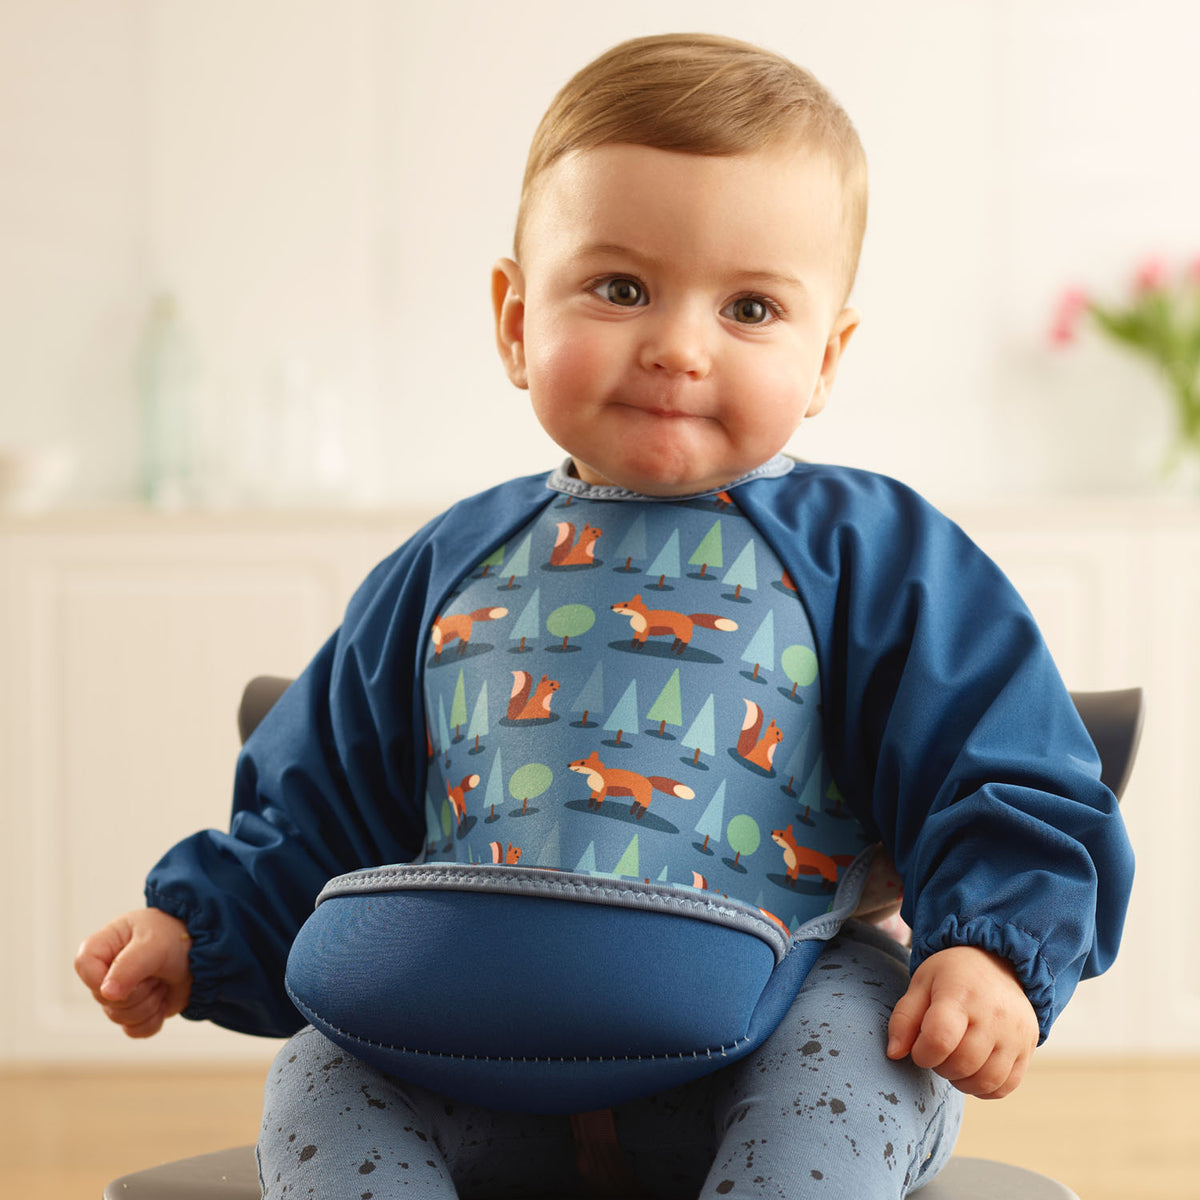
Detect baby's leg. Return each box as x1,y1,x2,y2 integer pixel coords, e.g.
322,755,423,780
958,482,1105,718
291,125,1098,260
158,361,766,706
701,922,964,1199
257,1026,580,1198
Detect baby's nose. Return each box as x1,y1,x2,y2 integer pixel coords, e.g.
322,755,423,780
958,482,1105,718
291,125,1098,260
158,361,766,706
638,311,713,378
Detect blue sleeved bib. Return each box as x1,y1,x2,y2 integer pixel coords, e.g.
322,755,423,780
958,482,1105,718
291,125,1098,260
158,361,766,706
154,458,1132,1101
286,465,880,1111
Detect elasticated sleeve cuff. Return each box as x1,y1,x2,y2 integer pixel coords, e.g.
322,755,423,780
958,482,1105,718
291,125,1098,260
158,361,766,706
911,914,1058,1044
144,884,233,1025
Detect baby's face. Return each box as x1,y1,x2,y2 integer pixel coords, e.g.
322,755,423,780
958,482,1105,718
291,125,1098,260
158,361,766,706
493,141,859,496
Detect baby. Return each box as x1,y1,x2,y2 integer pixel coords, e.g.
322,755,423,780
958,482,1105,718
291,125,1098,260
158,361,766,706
76,33,1134,1199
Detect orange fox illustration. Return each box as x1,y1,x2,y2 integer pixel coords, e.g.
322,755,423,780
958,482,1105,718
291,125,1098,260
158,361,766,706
568,750,695,819
446,774,480,827
737,700,783,770
507,671,559,720
610,594,738,654
489,840,522,864
551,521,602,566
770,824,839,885
431,606,508,658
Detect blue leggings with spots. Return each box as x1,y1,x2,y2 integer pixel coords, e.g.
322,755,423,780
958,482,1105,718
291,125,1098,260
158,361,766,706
257,922,964,1198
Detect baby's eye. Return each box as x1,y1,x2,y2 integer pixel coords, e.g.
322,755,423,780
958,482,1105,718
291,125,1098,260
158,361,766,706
593,277,647,307
722,295,779,326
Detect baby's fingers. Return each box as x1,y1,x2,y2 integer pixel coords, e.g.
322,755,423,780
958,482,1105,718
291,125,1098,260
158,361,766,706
953,1045,1028,1100
908,995,970,1071
887,974,932,1062
102,979,167,1031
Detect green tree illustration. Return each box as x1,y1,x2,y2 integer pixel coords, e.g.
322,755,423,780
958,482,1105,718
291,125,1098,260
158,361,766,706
604,679,640,746
646,530,681,589
646,668,683,737
571,662,605,727
546,603,596,650
483,749,505,822
467,681,490,753
681,694,716,766
509,588,541,653
781,643,819,697
694,780,726,852
613,514,648,572
501,533,533,590
688,521,724,577
741,611,776,681
726,814,761,868
450,671,468,741
612,835,640,878
827,779,846,816
575,842,598,873
509,762,552,815
722,540,758,600
478,544,504,578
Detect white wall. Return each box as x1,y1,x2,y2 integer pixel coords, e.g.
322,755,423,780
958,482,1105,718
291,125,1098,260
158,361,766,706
2,0,1199,511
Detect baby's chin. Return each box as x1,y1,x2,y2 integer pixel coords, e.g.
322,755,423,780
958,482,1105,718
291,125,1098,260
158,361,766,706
570,454,752,498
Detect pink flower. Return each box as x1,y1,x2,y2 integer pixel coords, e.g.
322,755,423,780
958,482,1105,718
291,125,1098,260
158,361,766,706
1188,255,1200,285
1133,256,1170,293
1050,287,1089,346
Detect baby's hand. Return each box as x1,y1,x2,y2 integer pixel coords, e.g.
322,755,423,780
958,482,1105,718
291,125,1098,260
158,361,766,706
886,945,1038,1099
74,908,193,1038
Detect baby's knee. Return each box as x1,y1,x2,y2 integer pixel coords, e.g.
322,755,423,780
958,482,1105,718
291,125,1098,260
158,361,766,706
261,1025,401,1121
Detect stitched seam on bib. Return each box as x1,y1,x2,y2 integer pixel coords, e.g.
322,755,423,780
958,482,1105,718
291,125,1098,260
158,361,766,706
285,980,750,1064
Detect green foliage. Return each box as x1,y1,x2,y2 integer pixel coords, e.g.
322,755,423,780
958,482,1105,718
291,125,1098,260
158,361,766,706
726,813,761,857
1071,263,1200,466
646,669,684,728
509,762,553,801
546,603,596,643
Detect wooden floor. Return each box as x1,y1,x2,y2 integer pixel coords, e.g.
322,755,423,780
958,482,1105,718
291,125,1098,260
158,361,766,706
2,1056,1197,1198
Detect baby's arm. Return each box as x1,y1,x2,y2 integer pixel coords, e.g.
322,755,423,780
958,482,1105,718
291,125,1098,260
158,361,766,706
886,945,1039,1099
74,908,193,1038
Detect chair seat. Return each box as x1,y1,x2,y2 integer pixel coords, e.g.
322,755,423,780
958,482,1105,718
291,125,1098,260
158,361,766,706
104,1145,1079,1199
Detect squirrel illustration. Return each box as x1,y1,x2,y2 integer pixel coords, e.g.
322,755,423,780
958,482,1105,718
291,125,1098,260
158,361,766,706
770,824,839,885
446,773,480,827
431,606,508,658
489,840,522,865
610,594,739,654
507,671,559,721
568,749,695,819
736,700,783,771
550,521,603,567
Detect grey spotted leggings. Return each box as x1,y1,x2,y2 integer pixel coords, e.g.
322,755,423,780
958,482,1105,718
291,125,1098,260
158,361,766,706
257,922,964,1198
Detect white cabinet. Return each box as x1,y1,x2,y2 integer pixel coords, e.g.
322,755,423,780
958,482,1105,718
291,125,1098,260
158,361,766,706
952,500,1195,1054
1,501,1195,1061
0,510,423,1064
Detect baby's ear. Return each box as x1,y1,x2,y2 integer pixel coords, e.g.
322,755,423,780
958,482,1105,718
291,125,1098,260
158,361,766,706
492,258,528,389
807,306,860,418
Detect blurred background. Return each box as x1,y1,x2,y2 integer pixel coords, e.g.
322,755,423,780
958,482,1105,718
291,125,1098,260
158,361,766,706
3,0,1199,512
1,2,1198,1195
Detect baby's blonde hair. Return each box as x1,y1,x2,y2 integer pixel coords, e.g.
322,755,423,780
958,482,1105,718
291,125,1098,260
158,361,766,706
515,33,869,297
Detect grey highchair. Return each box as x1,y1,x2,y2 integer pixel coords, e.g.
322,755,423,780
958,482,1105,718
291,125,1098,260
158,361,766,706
102,681,1144,1200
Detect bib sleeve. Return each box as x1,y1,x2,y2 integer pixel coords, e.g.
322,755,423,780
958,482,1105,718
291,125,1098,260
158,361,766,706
739,466,1135,1041
144,523,444,1036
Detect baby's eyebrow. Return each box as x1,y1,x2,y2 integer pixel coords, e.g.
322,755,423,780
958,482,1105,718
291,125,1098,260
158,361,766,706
574,241,652,265
730,268,806,293
575,243,806,293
